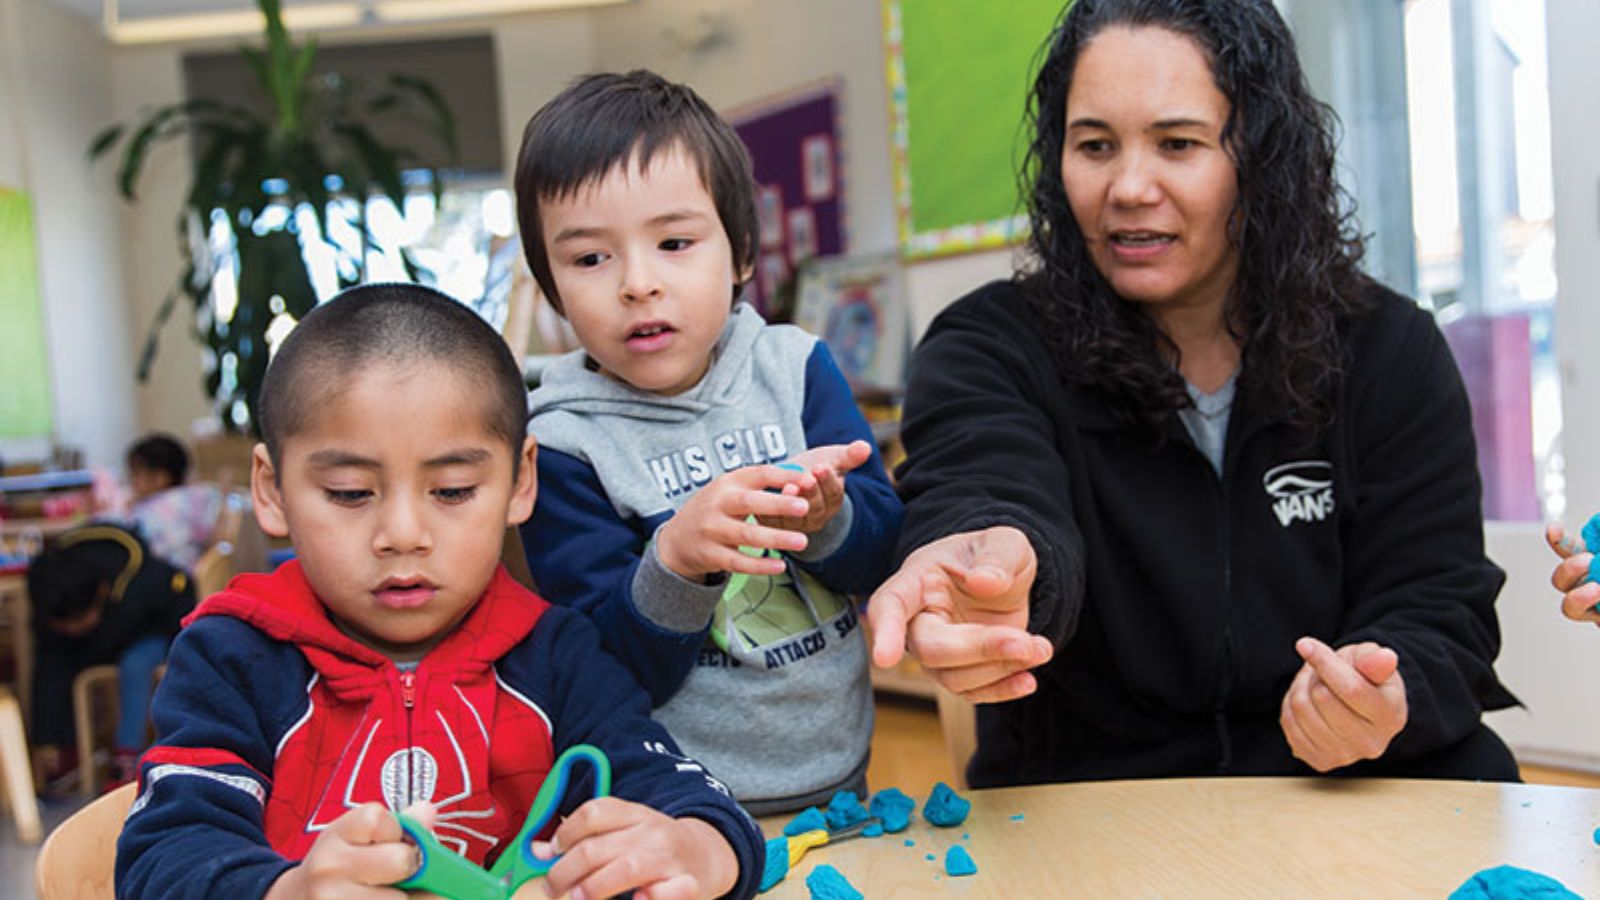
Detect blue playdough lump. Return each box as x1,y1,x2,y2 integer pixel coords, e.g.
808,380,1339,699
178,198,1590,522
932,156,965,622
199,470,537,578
863,821,884,837
869,787,916,833
758,837,789,893
784,807,827,836
945,845,978,877
1451,865,1581,899
923,781,972,827
825,790,870,830
805,864,863,900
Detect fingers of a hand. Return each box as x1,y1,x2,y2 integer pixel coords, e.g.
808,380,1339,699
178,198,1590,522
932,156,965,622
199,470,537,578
549,798,649,856
1552,554,1594,592
635,873,700,900
905,614,1051,671
1294,637,1380,716
726,490,811,523
399,800,437,832
1307,682,1385,761
1347,644,1399,686
866,580,920,667
1561,583,1600,622
947,668,1039,703
330,803,403,844
929,657,1040,698
302,840,419,889
1548,523,1583,558
1279,697,1332,772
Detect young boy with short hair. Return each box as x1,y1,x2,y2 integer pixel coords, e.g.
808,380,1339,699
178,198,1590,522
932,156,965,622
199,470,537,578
514,71,903,815
117,284,763,900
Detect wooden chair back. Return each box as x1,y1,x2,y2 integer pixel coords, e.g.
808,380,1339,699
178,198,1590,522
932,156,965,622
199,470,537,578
34,782,135,900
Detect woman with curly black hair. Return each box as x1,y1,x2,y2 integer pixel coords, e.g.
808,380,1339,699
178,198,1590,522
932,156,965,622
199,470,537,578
867,0,1519,786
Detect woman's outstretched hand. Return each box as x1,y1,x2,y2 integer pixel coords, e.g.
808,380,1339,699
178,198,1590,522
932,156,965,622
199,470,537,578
867,526,1052,703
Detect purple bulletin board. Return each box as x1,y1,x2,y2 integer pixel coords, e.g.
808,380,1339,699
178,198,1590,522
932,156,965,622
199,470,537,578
726,82,846,319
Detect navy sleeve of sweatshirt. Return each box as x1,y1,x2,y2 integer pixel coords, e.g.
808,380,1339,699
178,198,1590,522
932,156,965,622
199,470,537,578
115,618,306,900
502,606,764,899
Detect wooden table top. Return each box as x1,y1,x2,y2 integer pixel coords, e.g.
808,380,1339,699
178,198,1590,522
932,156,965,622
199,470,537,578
756,777,1600,898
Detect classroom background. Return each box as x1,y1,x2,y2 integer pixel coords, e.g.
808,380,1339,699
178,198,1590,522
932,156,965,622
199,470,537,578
1,0,1598,893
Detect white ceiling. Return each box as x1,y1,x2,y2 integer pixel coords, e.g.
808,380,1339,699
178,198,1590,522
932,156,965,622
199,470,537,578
45,0,345,20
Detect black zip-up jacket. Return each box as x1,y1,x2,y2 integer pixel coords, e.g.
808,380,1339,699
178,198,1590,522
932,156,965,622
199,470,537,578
895,279,1518,786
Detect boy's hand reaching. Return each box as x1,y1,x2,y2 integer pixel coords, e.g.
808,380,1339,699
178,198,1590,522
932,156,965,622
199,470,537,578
265,801,434,899
528,797,737,900
656,464,816,582
1546,522,1600,626
757,440,874,535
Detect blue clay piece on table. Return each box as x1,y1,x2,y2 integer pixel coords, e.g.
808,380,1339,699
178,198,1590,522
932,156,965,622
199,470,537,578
825,790,870,830
863,821,884,837
758,837,790,893
869,787,916,833
925,853,935,861
904,839,915,847
922,781,972,827
783,807,827,836
1450,865,1582,899
945,845,978,877
805,864,863,900
1010,813,1026,821
1593,826,1600,846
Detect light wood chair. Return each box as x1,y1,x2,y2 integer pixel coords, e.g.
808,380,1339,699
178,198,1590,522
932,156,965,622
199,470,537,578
934,686,977,790
0,684,42,843
35,781,135,900
72,664,166,798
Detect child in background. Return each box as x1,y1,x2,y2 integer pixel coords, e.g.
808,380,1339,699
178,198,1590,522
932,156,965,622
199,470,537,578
28,524,194,792
515,71,904,816
1546,521,1600,627
125,433,222,572
117,284,762,900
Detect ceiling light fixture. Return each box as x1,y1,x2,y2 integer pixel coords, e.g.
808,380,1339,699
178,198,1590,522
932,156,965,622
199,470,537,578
98,0,628,45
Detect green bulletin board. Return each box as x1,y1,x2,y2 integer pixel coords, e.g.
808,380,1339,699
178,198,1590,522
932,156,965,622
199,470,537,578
0,188,52,437
884,0,1067,258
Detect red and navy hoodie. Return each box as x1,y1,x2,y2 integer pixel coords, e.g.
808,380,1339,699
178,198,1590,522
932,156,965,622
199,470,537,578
115,561,764,899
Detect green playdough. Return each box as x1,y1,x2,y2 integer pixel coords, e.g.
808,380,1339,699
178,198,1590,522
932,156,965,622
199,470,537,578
805,864,863,900
1450,865,1581,899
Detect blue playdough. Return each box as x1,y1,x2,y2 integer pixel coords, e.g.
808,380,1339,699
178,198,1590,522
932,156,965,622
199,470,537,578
759,837,789,893
1580,512,1600,590
923,781,972,827
805,864,863,900
904,839,916,847
863,821,884,837
869,787,916,833
1451,865,1581,899
1593,826,1600,846
1010,813,1026,821
945,845,978,877
784,807,828,836
825,790,870,830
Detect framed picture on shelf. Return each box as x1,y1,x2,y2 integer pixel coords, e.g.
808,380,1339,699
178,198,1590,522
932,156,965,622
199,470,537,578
758,252,790,301
793,252,909,391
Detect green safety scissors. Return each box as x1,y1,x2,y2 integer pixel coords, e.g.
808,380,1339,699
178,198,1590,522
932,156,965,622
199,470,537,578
393,743,612,900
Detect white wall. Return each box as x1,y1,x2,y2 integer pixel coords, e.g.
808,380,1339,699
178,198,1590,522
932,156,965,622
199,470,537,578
0,0,136,470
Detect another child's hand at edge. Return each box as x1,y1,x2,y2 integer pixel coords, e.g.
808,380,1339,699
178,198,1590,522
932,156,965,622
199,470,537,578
1545,522,1600,626
656,464,815,582
264,801,435,899
529,797,738,900
757,440,874,536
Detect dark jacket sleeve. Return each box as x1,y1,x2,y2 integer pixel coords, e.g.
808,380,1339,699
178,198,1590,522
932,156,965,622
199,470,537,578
116,617,302,899
893,283,1087,646
793,342,904,595
506,608,765,899
519,449,708,704
1336,296,1514,759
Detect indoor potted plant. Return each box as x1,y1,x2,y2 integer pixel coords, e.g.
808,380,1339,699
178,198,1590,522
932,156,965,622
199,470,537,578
90,0,458,432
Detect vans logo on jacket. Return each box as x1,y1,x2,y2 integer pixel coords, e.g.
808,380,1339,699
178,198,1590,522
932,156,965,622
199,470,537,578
1263,460,1335,527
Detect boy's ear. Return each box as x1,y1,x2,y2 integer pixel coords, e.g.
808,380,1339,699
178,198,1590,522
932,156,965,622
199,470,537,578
250,443,290,539
506,435,539,526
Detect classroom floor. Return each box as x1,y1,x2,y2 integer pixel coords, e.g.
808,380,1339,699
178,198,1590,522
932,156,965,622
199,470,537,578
2,697,1595,900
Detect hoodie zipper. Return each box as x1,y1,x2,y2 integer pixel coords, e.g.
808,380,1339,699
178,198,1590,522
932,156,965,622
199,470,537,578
399,670,417,806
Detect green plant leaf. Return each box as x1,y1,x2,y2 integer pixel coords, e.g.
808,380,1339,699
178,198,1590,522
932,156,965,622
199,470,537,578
334,122,406,210
87,123,124,161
